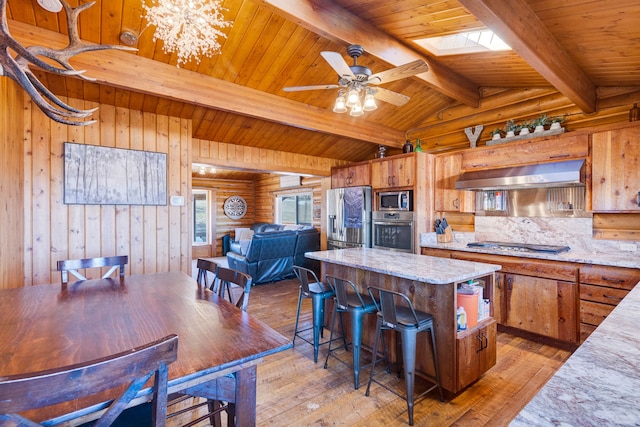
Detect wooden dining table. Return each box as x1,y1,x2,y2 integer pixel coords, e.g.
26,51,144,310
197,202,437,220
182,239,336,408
0,271,292,426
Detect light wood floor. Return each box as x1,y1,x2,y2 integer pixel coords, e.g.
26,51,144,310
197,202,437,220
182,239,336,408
249,278,573,427
183,274,573,426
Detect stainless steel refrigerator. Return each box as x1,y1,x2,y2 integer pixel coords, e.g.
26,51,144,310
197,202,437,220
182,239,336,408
327,186,372,249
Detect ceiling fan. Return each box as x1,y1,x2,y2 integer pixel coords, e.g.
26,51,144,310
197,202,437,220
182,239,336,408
283,44,429,114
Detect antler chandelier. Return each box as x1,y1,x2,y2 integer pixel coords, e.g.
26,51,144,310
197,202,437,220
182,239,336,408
142,0,232,67
0,0,135,125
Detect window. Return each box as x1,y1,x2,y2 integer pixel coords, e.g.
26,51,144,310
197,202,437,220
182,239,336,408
192,190,210,244
276,192,312,225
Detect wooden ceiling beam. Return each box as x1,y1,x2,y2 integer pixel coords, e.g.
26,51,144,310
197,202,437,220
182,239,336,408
458,0,597,113
9,20,404,148
259,0,480,107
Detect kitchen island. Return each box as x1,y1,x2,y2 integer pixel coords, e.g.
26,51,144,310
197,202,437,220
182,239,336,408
305,247,502,394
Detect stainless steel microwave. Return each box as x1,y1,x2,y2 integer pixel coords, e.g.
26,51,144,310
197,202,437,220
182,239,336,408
377,190,413,211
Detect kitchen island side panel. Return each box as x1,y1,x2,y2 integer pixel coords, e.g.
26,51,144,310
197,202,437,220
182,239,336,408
321,261,458,394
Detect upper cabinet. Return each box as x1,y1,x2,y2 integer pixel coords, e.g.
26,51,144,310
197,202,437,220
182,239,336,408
434,153,475,212
591,124,640,212
371,154,415,189
461,133,589,171
331,162,371,188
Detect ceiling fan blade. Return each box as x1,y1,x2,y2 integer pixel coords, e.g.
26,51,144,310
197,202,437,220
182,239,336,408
321,51,356,79
283,84,340,92
368,60,429,85
372,87,411,107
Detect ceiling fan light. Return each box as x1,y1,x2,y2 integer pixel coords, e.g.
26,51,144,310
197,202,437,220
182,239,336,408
346,88,360,107
333,94,347,113
349,103,364,117
363,91,377,111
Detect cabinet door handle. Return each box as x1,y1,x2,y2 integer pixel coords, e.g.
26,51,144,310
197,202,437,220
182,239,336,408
388,176,391,185
496,275,501,290
507,276,513,290
603,294,623,301
482,332,488,350
453,198,459,209
476,334,484,353
601,276,626,284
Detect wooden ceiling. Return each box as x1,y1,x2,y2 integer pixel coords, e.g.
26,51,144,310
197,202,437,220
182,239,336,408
5,0,640,170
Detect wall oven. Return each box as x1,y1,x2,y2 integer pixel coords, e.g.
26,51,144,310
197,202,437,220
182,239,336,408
372,211,414,253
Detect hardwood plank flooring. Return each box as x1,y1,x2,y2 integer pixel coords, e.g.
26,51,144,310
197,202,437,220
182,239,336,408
184,276,573,426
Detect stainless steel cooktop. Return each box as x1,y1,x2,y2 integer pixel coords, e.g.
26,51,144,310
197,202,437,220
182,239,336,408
467,241,570,254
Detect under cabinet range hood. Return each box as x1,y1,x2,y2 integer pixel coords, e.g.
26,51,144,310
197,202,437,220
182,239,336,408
456,159,586,190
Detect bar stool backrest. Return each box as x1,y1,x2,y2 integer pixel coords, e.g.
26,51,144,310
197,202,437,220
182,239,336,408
369,287,422,329
325,275,367,310
293,265,321,296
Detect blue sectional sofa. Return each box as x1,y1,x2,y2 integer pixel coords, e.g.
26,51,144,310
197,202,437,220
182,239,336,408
226,224,320,284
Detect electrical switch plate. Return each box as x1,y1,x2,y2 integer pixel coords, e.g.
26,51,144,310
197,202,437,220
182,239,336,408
170,196,184,206
620,243,637,252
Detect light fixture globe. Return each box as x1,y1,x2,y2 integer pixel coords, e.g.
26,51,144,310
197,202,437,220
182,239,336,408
346,88,360,107
333,92,347,113
363,90,377,111
349,103,364,117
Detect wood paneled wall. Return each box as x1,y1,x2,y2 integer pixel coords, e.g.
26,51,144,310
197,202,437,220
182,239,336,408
22,97,192,286
0,79,25,289
192,177,255,257
192,174,328,257
192,139,347,176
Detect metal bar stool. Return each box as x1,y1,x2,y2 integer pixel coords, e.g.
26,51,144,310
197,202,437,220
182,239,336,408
366,286,444,426
292,266,340,362
324,275,378,389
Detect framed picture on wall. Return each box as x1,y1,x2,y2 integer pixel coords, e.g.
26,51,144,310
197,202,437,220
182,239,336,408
63,142,167,205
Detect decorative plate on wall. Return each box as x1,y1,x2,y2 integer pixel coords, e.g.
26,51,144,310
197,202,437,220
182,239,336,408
224,195,247,220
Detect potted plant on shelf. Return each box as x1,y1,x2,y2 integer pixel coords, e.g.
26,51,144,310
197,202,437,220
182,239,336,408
532,114,549,133
549,116,565,130
505,119,518,138
491,128,503,140
518,119,532,136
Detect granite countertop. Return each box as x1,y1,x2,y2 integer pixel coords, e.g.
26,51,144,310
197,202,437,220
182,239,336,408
510,281,640,426
305,247,501,284
420,240,640,269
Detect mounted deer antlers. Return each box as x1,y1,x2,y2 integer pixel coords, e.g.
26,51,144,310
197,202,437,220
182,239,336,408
0,0,136,125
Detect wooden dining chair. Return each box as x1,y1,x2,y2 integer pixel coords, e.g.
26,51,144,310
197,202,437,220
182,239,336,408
0,334,178,427
215,266,253,311
57,255,129,285
195,258,221,293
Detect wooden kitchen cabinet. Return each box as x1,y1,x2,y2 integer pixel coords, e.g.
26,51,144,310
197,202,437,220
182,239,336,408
331,162,371,188
502,273,578,343
422,248,581,345
456,319,497,390
461,132,588,171
591,125,640,212
434,153,475,212
579,264,640,341
371,154,415,189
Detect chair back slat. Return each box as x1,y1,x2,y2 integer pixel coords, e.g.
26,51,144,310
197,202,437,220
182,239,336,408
196,258,220,290
57,256,129,285
0,335,178,426
216,267,253,311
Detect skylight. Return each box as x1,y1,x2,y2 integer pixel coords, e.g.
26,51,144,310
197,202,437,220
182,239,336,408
415,31,511,56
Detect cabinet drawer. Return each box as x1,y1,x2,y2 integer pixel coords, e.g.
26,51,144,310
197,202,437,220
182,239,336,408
579,265,640,290
580,300,616,326
580,283,628,305
580,323,597,342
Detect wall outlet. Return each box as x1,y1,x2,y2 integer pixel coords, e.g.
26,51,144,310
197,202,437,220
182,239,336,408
620,243,637,252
